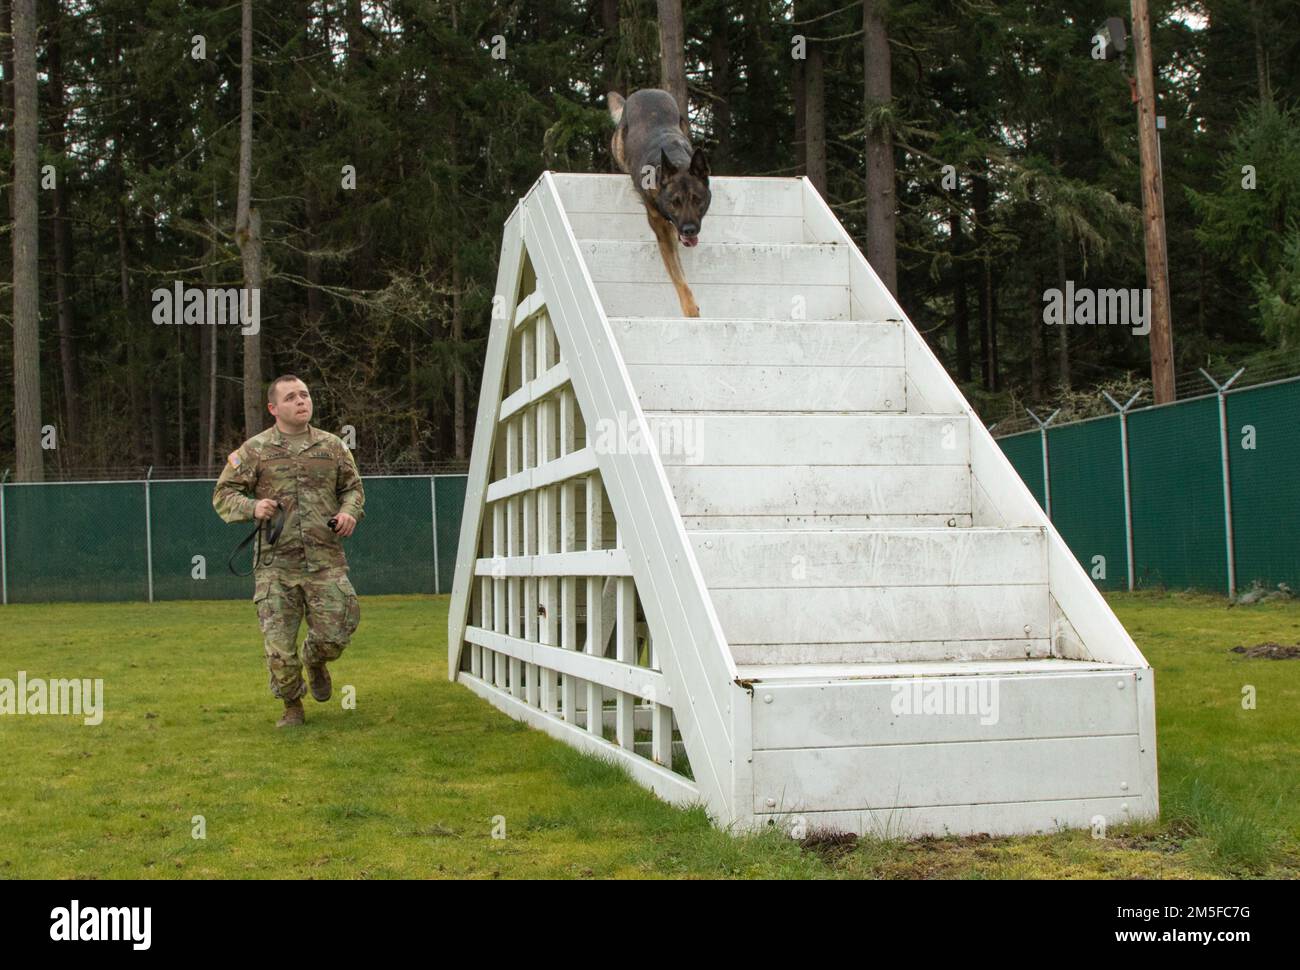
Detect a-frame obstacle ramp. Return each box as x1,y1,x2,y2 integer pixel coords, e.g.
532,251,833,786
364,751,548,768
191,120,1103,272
448,172,1158,838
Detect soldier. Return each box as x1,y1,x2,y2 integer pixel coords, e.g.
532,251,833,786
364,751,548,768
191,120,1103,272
213,374,365,728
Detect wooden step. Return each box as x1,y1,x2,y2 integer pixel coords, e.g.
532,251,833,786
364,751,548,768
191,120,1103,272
557,174,807,245
554,172,803,218
610,318,902,367
744,663,1149,824
645,413,968,466
629,363,904,412
665,464,970,522
690,527,1045,587
710,583,1048,654
578,240,848,286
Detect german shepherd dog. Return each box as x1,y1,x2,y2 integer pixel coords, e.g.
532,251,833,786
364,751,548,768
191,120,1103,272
607,89,711,317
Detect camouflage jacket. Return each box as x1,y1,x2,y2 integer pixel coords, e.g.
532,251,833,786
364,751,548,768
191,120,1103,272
213,424,365,574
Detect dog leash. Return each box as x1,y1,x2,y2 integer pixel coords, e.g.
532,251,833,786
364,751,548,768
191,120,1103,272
227,502,286,577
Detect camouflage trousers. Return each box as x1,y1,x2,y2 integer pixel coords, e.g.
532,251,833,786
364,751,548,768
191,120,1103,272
253,565,361,701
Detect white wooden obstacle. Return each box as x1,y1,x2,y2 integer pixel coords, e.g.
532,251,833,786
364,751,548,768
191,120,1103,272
447,172,1158,838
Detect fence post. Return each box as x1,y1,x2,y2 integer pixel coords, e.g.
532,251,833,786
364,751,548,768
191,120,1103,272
1026,408,1060,519
1201,368,1245,598
0,468,8,606
430,475,440,595
144,465,155,604
1103,391,1144,592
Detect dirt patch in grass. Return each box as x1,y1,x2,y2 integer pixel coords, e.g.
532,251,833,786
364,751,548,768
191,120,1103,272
799,827,859,864
1229,642,1300,659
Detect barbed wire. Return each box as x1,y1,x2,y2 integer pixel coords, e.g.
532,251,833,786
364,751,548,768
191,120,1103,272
987,358,1300,437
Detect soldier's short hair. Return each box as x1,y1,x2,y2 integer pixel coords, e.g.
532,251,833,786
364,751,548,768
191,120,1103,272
268,374,307,403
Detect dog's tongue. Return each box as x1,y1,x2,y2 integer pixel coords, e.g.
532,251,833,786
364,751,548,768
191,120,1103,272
679,233,699,247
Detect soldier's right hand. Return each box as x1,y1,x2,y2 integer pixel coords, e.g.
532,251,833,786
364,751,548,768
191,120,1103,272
253,498,280,521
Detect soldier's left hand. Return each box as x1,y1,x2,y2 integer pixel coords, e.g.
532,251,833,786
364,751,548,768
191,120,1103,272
331,511,358,537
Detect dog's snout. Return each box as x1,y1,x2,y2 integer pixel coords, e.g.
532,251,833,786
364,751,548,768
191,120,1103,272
680,222,699,237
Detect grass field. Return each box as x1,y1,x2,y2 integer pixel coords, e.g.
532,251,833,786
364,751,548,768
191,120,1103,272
1,590,1296,879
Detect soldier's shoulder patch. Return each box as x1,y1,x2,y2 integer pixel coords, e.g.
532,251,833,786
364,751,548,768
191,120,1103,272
228,450,242,468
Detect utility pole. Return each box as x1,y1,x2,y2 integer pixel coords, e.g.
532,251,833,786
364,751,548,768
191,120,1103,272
1131,0,1175,403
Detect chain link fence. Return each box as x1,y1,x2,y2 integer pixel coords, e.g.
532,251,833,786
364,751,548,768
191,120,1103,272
996,376,1298,596
0,474,468,604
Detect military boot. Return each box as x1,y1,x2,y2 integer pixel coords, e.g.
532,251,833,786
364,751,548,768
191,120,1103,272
306,662,332,702
276,698,305,728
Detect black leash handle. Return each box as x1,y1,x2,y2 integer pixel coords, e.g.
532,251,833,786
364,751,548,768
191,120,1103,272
228,502,286,577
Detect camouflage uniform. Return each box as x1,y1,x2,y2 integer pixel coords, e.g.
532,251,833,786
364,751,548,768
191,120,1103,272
213,424,365,702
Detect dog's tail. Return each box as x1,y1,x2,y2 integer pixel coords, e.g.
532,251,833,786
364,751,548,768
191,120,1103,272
607,91,625,126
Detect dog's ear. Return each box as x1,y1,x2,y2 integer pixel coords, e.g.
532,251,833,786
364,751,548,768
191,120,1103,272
659,148,679,182
690,148,711,179
607,91,625,124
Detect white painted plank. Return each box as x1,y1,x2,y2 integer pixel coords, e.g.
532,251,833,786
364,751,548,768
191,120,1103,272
750,670,1142,749
499,360,571,423
629,364,904,412
484,446,599,503
734,657,1130,682
578,240,848,286
753,794,1153,839
711,584,1049,645
612,318,902,367
447,206,526,679
597,280,851,320
474,548,632,578
752,734,1143,813
680,512,973,530
569,212,805,244
730,638,1054,666
647,414,968,466
664,465,970,517
689,527,1046,588
554,173,803,218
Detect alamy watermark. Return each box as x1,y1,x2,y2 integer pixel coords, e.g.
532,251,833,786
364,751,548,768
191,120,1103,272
0,671,103,726
889,676,999,726
1042,282,1151,336
151,282,260,335
50,900,150,949
591,411,705,462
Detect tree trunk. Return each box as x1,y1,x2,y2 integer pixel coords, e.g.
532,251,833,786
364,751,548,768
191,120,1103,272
11,0,40,481
950,208,971,383
862,0,897,295
601,0,621,93
2,0,14,227
805,41,826,194
1029,274,1046,401
1250,0,1269,101
1055,232,1070,390
709,6,731,169
657,0,688,120
1132,0,1175,403
793,1,806,175
345,0,365,70
453,253,466,460
238,0,264,437
986,263,999,391
972,171,993,390
47,0,80,456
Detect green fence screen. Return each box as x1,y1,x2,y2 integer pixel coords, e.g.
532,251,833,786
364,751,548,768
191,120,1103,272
996,381,1300,596
1,474,468,604
1045,416,1128,590
1226,380,1300,592
996,431,1045,508
1128,396,1228,592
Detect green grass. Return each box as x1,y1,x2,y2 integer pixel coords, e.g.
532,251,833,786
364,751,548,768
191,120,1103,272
0,590,1295,879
